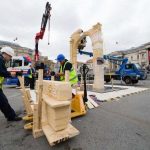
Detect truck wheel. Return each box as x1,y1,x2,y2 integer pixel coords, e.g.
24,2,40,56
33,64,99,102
124,77,132,85
24,77,30,86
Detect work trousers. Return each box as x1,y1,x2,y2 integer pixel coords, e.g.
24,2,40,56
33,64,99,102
29,76,35,89
0,89,16,120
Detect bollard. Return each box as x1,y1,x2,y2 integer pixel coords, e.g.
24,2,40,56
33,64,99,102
80,64,89,103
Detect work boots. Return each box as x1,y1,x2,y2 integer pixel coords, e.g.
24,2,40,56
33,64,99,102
7,116,22,121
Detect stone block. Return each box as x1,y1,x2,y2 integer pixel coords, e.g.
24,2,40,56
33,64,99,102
36,80,72,101
43,95,71,131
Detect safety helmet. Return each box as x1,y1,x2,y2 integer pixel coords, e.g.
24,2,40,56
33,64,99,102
1,46,14,57
56,54,65,62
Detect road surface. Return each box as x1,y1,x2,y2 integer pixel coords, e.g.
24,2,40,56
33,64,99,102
0,82,150,150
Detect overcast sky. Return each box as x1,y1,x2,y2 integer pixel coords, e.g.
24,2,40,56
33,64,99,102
0,0,150,62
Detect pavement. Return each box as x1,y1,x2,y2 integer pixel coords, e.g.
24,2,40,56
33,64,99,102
0,82,150,150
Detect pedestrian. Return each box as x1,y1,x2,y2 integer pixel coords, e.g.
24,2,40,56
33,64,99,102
0,46,22,121
55,54,78,86
27,64,35,90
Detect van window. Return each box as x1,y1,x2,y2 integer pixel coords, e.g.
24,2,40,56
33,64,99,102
24,61,29,66
125,64,133,69
12,59,22,67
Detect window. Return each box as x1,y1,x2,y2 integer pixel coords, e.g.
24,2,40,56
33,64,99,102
24,61,29,66
137,55,139,60
142,53,145,59
125,64,134,69
131,56,133,60
12,59,22,67
134,63,142,70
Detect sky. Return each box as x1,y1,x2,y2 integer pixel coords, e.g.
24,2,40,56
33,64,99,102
0,0,150,62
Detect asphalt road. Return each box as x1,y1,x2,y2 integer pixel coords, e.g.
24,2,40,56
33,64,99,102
0,81,150,150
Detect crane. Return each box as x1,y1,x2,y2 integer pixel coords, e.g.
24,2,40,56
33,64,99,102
34,2,52,61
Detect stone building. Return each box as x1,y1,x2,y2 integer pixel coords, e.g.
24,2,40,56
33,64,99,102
109,42,150,70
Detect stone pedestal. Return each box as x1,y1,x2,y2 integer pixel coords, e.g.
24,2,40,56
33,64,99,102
93,64,104,91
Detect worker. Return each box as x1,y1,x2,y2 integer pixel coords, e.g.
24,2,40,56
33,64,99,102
40,62,45,70
27,64,35,90
55,54,78,86
0,46,22,121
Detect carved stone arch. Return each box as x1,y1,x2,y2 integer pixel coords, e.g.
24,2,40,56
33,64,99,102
70,22,104,90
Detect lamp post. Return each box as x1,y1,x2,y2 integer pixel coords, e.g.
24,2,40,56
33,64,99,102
13,37,18,42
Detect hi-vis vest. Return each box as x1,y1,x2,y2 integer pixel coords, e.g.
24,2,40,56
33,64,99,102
28,69,32,78
0,76,4,89
60,61,78,86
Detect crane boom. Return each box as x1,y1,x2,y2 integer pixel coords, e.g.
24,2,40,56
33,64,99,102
35,2,52,61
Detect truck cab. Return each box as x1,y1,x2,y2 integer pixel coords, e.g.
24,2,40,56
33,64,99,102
132,63,147,80
7,56,31,73
114,63,147,84
6,56,31,86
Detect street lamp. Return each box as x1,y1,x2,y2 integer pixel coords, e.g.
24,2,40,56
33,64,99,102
13,37,18,42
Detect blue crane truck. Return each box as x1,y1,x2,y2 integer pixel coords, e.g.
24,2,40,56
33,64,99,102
78,50,147,85
103,55,147,84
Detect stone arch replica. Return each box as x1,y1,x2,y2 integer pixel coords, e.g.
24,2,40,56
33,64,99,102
70,23,104,90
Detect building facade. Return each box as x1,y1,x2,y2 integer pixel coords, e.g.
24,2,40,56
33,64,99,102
109,42,150,70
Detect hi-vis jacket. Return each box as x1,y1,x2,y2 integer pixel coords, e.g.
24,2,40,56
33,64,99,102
60,61,78,86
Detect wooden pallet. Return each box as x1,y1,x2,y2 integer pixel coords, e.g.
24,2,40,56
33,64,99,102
42,124,79,146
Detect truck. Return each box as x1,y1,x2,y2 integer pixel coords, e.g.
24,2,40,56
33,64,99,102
78,50,147,84
103,55,147,84
6,56,31,86
5,56,51,86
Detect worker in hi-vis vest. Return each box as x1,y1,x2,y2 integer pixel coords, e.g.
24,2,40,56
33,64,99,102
27,64,36,90
55,54,78,86
0,46,22,121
